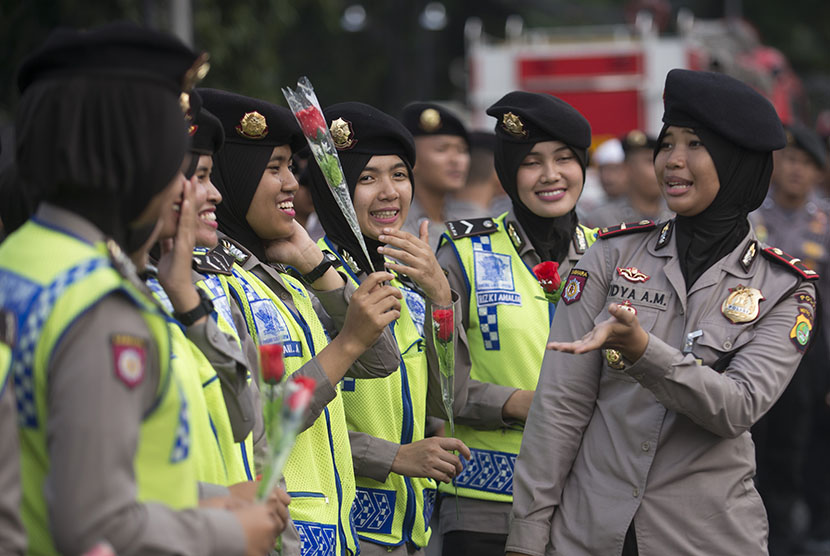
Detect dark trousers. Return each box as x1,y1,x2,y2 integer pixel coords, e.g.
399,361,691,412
442,531,506,556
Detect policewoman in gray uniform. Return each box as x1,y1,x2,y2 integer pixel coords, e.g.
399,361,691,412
507,69,819,556
435,91,597,555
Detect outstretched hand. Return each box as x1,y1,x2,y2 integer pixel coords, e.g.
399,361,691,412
547,302,649,363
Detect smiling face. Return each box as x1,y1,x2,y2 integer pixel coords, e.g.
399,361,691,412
515,140,584,218
191,154,223,247
353,154,412,240
412,135,470,193
245,145,298,240
654,126,720,217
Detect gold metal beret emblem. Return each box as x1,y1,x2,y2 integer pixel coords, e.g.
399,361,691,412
182,52,211,92
419,108,442,132
330,117,355,149
627,129,647,147
236,111,269,140
502,112,527,138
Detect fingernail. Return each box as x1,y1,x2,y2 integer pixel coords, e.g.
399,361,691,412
377,246,384,253
377,235,386,241
382,228,391,233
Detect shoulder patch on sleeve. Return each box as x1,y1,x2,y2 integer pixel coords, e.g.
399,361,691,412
445,217,497,239
193,245,235,276
111,334,147,389
597,220,656,240
761,247,820,280
219,237,252,265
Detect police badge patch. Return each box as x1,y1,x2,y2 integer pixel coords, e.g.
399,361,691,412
111,334,147,389
562,269,589,305
790,306,813,352
473,251,521,307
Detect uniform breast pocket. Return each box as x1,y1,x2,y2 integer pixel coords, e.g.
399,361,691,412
599,305,661,382
691,321,756,372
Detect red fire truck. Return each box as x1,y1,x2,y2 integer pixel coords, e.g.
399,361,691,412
465,10,804,145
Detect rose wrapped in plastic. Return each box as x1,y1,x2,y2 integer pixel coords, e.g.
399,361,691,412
257,344,317,500
532,261,562,304
282,77,371,270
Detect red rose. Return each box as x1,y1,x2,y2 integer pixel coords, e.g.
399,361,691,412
287,375,316,412
533,261,561,294
432,308,454,343
259,343,285,385
296,106,327,140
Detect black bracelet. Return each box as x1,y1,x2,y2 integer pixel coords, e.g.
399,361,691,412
173,287,214,326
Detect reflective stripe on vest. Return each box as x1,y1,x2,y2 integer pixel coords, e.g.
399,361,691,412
220,264,358,556
0,220,196,555
437,215,595,503
320,237,437,548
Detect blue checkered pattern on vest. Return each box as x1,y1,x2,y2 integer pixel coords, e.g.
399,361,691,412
471,235,500,350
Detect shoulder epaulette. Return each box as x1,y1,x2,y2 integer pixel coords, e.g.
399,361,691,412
219,237,252,265
192,245,235,276
445,217,497,239
761,247,820,280
597,220,655,240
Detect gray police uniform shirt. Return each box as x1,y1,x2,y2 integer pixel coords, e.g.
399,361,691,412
0,377,24,555
581,196,673,230
507,221,817,556
36,205,247,556
435,209,593,536
750,193,830,347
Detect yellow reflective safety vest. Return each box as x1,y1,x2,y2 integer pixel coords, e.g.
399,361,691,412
437,214,596,503
219,263,358,556
147,276,239,486
318,237,437,548
0,219,197,556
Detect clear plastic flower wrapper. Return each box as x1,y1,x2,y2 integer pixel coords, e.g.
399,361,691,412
257,343,316,501
282,76,375,271
431,303,460,512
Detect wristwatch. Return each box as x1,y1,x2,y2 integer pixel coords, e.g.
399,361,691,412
173,287,215,326
301,250,339,284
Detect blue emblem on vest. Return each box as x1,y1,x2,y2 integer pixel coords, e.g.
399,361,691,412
454,447,516,495
401,286,425,337
352,487,396,535
294,520,337,556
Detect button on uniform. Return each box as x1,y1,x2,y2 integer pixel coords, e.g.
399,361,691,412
641,441,650,452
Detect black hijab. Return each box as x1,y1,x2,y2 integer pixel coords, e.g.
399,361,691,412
660,124,773,287
198,88,304,263
308,102,416,276
486,91,591,264
15,76,189,249
657,69,787,287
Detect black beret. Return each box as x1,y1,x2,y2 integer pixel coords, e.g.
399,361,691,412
197,88,304,152
486,91,591,149
18,22,204,94
784,124,826,168
621,129,657,153
325,102,415,167
187,90,224,155
662,69,785,152
400,102,468,145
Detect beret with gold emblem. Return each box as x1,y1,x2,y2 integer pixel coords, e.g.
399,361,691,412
400,102,469,145
197,88,304,150
486,91,591,150
18,22,205,95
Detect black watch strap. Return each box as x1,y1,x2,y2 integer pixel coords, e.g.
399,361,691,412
302,250,338,284
173,287,214,326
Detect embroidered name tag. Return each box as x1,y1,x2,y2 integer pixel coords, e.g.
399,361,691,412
607,282,670,311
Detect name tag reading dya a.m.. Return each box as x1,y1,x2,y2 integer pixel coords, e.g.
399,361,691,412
607,281,671,311
473,250,521,307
